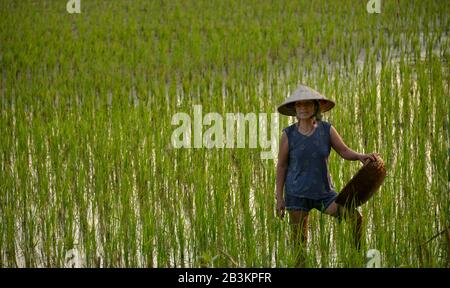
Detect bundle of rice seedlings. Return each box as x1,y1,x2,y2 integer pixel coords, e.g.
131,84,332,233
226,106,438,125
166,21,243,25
335,155,387,208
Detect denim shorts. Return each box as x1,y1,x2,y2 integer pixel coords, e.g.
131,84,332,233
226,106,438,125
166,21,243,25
285,192,338,212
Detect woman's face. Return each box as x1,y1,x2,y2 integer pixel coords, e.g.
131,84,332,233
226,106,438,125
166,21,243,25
294,100,315,119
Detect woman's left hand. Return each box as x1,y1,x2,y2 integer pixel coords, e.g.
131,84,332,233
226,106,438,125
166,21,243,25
359,152,380,164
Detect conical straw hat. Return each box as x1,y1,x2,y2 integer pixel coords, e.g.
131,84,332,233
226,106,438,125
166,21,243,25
277,85,335,116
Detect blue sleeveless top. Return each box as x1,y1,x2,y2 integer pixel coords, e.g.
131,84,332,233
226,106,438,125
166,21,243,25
282,120,336,200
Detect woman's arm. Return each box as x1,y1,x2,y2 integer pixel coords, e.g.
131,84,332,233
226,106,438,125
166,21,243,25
330,126,378,163
276,131,289,219
276,131,289,200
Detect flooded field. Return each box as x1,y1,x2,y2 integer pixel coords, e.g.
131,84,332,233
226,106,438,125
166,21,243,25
0,0,449,267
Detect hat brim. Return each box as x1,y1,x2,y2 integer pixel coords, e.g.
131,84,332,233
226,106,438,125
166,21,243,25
277,99,335,116
277,85,336,116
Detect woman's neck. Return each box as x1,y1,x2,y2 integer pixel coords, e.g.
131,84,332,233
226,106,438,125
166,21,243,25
297,118,316,130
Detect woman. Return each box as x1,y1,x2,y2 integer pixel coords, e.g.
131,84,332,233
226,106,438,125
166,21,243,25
275,85,379,268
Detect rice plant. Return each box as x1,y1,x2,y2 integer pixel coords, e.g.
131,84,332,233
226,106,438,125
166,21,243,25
0,0,448,267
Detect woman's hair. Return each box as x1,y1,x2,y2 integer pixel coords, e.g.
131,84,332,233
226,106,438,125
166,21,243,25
313,100,323,121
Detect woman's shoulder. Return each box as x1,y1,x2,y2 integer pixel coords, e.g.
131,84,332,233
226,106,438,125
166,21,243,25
282,122,297,134
317,120,333,136
318,120,332,129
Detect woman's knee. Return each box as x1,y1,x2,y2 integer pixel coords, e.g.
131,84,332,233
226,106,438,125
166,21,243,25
288,210,309,225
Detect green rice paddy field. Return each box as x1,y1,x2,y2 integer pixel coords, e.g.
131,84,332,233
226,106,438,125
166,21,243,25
0,0,449,267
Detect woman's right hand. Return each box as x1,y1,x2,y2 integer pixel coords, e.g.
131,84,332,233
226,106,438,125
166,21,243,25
359,152,380,165
276,197,286,219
